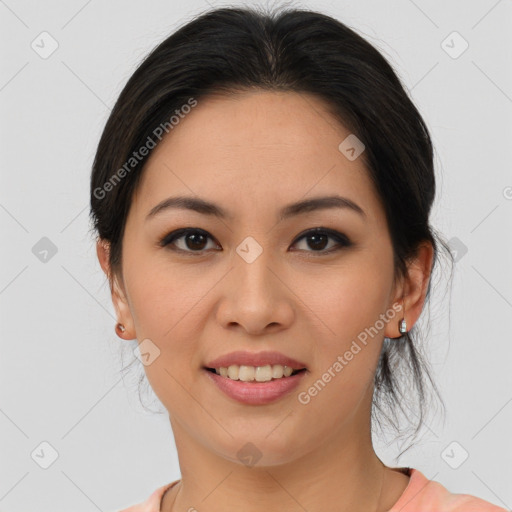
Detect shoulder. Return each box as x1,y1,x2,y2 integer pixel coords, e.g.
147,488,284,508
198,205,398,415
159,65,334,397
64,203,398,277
117,480,180,512
389,468,509,512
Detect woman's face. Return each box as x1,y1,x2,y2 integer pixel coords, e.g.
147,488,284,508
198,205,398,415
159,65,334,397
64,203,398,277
107,90,409,466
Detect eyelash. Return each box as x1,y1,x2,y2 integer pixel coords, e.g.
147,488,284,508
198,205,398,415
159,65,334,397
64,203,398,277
159,227,352,256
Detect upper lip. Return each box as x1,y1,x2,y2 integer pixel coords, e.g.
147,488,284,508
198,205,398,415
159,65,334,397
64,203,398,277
205,350,307,370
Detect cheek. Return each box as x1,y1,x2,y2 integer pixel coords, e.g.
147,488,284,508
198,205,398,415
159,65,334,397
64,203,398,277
295,249,394,391
122,250,212,388
125,260,207,407
124,245,207,337
291,271,389,427
299,258,393,342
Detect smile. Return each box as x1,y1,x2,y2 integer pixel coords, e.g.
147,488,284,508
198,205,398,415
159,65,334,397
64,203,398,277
203,366,308,405
205,364,306,382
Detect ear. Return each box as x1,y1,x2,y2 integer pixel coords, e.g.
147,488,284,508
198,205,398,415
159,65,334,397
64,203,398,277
96,238,135,339
384,241,434,338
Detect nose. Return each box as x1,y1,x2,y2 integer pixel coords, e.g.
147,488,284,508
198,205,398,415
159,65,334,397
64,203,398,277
215,248,295,336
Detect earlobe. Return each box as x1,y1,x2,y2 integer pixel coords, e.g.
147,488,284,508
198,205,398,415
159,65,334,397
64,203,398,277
385,242,434,339
96,238,135,339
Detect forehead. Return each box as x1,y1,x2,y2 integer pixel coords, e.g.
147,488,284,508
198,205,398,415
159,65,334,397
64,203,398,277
132,90,381,222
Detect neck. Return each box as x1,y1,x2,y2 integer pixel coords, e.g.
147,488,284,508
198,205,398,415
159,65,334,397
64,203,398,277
165,413,389,512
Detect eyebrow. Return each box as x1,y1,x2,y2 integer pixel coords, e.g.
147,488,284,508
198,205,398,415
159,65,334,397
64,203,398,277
146,194,366,222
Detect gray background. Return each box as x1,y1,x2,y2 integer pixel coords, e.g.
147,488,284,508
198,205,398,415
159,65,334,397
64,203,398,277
1,0,511,510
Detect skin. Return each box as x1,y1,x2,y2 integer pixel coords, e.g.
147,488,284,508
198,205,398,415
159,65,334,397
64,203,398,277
97,90,433,512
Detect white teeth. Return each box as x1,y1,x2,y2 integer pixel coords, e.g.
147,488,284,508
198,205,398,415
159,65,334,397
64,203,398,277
255,365,272,382
212,364,300,382
271,365,284,379
238,366,255,381
227,365,239,380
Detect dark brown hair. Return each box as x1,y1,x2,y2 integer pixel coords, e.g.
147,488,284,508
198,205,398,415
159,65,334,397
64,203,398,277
89,5,453,454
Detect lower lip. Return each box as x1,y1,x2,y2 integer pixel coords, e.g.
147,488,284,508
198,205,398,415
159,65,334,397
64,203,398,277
203,368,307,405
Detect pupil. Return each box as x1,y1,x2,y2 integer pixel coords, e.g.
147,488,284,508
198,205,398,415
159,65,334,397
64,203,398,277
187,233,206,250
308,234,327,250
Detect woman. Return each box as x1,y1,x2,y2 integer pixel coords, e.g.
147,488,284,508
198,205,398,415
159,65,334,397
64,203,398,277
90,6,507,512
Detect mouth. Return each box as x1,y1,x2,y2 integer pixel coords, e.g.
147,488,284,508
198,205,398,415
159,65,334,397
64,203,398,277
203,365,307,382
202,364,308,405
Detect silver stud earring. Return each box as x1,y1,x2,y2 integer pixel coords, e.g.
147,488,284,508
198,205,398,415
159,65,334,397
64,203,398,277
116,323,126,336
398,298,407,334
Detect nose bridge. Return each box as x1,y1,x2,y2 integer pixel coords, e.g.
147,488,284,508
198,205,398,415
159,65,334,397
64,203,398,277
216,234,294,333
233,235,276,303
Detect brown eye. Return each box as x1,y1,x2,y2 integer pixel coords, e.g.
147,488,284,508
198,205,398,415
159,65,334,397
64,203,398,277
291,228,352,254
160,228,219,254
182,231,208,250
301,233,329,251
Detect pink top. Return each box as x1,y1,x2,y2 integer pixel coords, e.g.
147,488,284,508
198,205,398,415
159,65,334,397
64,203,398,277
117,468,509,512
